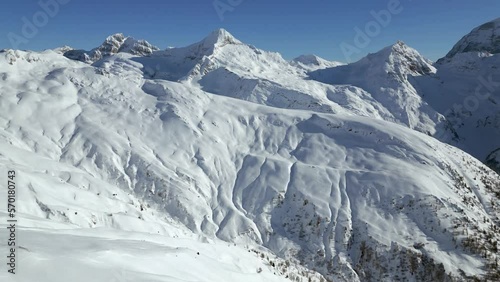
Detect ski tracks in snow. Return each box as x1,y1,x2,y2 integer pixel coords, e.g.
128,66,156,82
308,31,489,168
325,168,353,266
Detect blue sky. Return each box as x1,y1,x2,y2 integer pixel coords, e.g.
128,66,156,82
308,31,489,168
1,0,499,62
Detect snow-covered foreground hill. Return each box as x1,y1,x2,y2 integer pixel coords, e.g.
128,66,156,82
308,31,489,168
0,20,499,282
0,227,295,282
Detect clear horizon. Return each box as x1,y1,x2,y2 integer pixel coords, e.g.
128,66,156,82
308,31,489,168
1,0,499,62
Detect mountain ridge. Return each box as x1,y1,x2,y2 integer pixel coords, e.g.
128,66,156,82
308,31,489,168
442,17,500,60
1,19,499,282
63,33,160,63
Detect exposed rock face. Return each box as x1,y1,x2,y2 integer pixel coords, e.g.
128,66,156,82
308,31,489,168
63,33,159,63
6,25,500,282
290,54,344,71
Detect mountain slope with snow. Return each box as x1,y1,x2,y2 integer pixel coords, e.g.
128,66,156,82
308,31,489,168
1,31,499,282
412,52,500,161
63,33,160,64
83,29,396,124
487,149,500,174
291,54,344,71
309,41,444,136
307,19,500,165
414,18,500,162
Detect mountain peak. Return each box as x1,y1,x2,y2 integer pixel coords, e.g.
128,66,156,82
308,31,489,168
97,33,127,54
392,40,407,49
443,18,500,59
387,40,413,54
292,54,324,65
175,28,243,62
202,28,241,47
362,41,435,78
64,33,159,63
386,40,416,59
96,33,159,55
291,54,344,70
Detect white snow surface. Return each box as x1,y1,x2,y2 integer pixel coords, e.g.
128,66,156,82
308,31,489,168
309,41,443,136
63,33,160,64
415,50,500,160
443,17,500,59
0,27,499,282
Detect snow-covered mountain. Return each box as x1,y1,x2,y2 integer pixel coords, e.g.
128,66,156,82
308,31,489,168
308,20,500,166
487,149,500,174
419,19,500,163
0,22,499,282
309,41,443,136
290,54,344,71
64,33,160,63
92,29,394,120
442,18,500,60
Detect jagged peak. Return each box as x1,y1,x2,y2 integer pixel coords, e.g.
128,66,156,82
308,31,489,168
486,148,500,174
104,33,126,42
96,33,159,55
358,41,435,78
291,54,344,70
172,28,244,61
96,33,127,54
199,28,242,48
292,54,324,65
120,37,160,56
63,33,159,63
364,41,422,62
384,40,414,55
392,40,408,50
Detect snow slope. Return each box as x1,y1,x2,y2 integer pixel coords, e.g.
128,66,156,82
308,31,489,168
414,18,500,162
0,227,290,282
442,18,500,59
290,54,344,71
309,41,444,136
0,124,316,282
81,30,399,123
0,40,499,282
64,33,159,64
412,52,500,161
486,149,500,174
308,20,500,165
